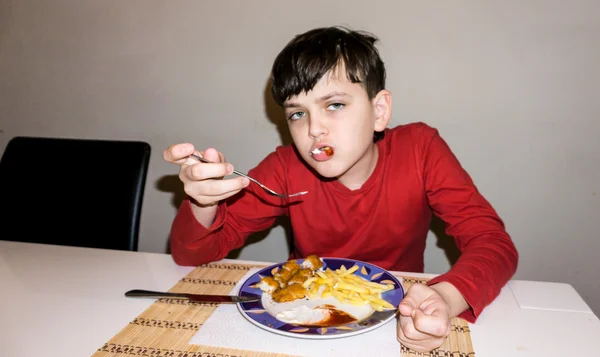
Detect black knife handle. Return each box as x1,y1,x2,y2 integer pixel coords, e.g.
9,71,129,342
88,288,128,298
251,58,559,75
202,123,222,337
125,289,189,299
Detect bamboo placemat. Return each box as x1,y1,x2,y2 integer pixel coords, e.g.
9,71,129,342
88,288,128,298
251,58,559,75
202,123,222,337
92,263,475,357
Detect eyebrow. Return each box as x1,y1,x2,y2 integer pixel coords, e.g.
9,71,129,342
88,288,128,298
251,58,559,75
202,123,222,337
283,92,351,108
318,91,350,102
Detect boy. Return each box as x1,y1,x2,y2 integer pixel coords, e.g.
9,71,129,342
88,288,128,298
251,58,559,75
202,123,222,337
164,26,518,352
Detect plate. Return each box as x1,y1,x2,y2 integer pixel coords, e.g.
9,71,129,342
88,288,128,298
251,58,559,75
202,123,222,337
236,257,404,339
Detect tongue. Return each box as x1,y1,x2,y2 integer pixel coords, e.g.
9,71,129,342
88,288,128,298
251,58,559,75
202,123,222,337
312,151,331,161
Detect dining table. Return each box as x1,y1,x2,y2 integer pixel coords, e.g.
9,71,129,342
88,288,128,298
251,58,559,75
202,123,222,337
1,240,599,357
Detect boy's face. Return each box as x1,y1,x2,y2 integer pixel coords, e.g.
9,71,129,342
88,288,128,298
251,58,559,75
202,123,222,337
283,67,391,188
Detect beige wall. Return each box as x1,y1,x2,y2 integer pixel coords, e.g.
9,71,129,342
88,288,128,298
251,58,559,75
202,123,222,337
1,0,599,314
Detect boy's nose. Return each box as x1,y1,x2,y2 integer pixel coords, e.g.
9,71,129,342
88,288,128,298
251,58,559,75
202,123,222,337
308,118,328,139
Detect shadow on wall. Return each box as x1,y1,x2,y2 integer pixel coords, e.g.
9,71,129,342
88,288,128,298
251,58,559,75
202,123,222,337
429,215,460,267
155,175,185,254
226,216,294,260
263,78,293,146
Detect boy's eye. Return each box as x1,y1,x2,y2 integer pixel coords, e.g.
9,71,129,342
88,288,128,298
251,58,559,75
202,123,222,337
288,111,305,120
327,103,345,111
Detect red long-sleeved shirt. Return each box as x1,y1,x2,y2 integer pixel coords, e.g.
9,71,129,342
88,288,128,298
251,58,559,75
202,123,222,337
170,122,518,322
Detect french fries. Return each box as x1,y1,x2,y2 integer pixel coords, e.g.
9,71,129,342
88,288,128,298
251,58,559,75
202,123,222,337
302,264,395,311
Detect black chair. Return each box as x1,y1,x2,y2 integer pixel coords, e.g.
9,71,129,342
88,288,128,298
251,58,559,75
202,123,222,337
0,136,151,251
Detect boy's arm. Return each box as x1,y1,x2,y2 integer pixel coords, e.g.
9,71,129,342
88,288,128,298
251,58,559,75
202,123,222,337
169,198,233,266
189,201,219,229
169,151,289,266
418,124,519,322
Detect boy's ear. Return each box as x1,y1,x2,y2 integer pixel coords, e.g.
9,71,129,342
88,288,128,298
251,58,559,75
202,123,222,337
372,89,392,131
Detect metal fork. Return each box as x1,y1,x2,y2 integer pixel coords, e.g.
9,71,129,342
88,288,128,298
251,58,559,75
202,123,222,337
190,154,308,198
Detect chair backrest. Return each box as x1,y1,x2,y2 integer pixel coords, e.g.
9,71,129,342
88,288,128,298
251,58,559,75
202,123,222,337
0,136,151,251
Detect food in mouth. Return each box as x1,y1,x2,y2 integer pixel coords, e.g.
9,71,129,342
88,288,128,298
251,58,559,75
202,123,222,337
310,146,334,156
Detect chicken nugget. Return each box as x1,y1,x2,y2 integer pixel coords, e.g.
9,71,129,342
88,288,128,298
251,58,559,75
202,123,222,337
302,254,323,271
257,276,279,293
282,260,300,274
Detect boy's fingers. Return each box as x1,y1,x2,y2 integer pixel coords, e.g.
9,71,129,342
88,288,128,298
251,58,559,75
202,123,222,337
203,176,249,196
412,309,450,337
399,285,427,316
164,143,195,164
185,177,249,205
183,175,249,197
202,184,248,202
202,148,223,163
184,162,234,181
192,190,242,207
397,324,445,353
398,300,414,317
398,315,432,341
421,301,439,316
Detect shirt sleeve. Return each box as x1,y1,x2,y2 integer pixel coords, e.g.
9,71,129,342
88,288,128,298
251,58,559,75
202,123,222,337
418,125,519,322
169,150,289,266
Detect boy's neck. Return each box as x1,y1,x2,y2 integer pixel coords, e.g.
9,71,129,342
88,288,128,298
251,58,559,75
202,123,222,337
337,143,379,190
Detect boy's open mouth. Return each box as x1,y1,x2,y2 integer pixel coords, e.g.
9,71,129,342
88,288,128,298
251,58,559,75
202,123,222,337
310,146,334,161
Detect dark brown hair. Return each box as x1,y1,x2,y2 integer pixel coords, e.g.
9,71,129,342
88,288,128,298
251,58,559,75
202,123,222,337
270,26,386,107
